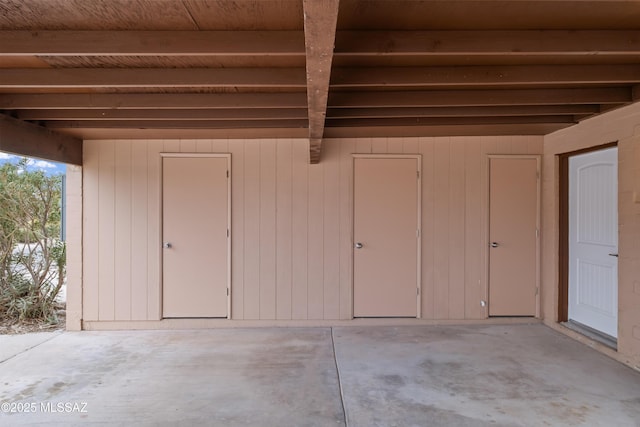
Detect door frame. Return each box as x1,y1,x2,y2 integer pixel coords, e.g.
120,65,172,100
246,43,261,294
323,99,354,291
160,152,232,319
352,154,422,318
557,142,617,323
486,154,542,318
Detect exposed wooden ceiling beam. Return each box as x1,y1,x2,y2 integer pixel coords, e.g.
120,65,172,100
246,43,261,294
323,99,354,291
329,88,631,108
323,123,573,138
303,0,339,164
0,31,305,56
327,105,600,119
55,127,309,140
0,68,306,88
330,65,640,88
51,123,568,141
40,116,574,132
0,93,308,109
5,64,635,91
335,30,640,56
18,105,594,121
325,115,575,127
17,108,308,121
44,119,308,129
5,65,635,91
3,30,639,57
0,114,82,165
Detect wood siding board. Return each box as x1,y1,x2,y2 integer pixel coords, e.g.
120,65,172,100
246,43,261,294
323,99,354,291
339,139,356,319
196,139,212,152
130,140,148,320
291,139,309,319
420,137,436,319
387,137,404,154
434,139,450,319
243,140,261,319
307,160,324,319
497,137,513,154
65,165,82,330
98,141,116,321
402,137,419,154
449,138,466,319
163,140,180,152
464,140,483,319
211,140,230,153
114,140,132,321
530,136,543,155
82,140,100,321
260,140,277,320
371,138,388,153
323,140,340,319
618,135,640,367
480,137,500,314
229,140,245,319
146,141,162,320
355,138,372,154
276,139,293,320
179,139,196,152
526,135,538,155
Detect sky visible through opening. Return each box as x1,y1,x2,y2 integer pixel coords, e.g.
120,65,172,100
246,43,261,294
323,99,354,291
0,152,66,175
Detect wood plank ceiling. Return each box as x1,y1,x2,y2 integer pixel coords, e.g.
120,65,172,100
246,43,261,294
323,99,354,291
1,0,640,163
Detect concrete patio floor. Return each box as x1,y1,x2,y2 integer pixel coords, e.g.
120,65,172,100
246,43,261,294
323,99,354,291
0,324,639,426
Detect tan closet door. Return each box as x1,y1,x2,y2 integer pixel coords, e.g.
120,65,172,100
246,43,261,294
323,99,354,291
353,157,420,317
162,155,229,318
489,157,539,316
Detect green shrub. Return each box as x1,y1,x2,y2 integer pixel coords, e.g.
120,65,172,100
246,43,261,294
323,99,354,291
0,159,65,324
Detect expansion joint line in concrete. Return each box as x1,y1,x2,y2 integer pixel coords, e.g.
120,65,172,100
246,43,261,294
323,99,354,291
0,332,63,365
330,327,349,427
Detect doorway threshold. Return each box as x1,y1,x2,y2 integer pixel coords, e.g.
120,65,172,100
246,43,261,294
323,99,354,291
562,320,617,350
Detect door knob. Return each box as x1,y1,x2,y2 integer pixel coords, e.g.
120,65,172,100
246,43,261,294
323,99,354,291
490,242,499,248
354,242,363,249
163,242,172,249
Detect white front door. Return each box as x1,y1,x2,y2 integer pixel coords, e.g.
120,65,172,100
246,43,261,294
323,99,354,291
568,147,618,338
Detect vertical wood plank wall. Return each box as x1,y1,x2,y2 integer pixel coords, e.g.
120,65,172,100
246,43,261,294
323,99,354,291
82,136,542,322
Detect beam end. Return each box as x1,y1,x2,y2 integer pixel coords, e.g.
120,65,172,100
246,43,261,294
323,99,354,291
0,114,82,165
309,138,322,164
